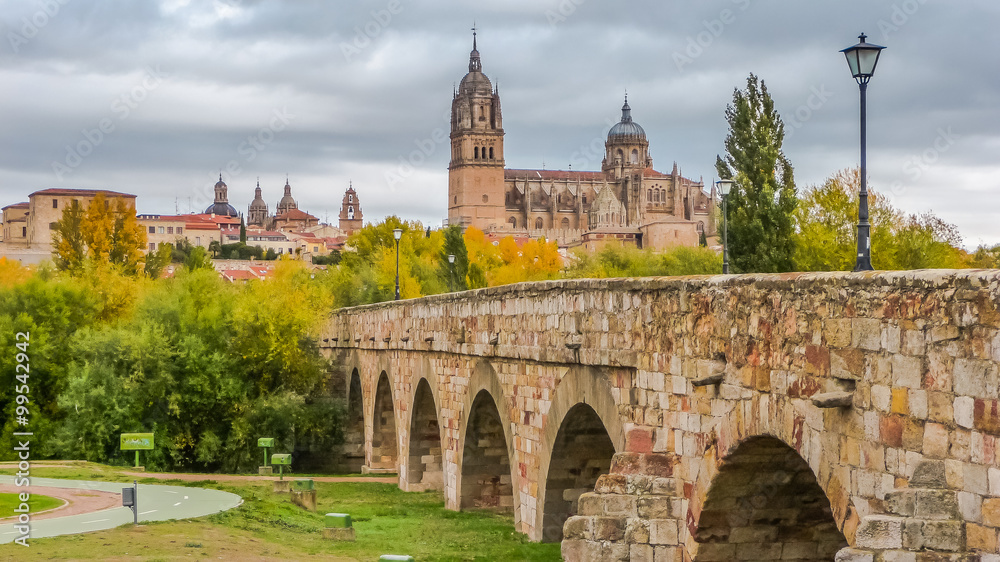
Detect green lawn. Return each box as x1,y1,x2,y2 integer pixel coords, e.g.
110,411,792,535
0,492,64,515
1,463,562,561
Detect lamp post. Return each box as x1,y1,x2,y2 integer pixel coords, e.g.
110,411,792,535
841,33,885,272
393,228,402,300
716,179,733,274
447,254,456,292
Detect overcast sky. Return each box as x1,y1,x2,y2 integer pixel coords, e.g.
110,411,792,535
2,0,997,246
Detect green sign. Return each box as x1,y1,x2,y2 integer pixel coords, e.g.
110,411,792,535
258,438,274,448
271,453,292,466
121,433,154,451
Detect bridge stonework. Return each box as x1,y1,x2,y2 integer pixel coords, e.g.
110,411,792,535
321,271,1000,561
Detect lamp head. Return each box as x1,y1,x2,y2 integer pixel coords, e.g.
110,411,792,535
716,179,734,196
392,228,402,241
448,254,455,264
841,33,885,84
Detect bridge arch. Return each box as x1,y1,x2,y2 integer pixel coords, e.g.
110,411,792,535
343,367,365,473
405,376,444,492
456,361,519,520
537,365,625,542
693,434,848,561
370,370,398,471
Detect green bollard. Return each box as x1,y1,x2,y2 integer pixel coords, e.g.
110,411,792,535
379,557,415,562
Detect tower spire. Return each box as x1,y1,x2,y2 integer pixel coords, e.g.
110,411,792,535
469,23,482,72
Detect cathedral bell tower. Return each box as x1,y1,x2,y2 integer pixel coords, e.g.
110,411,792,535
448,29,505,230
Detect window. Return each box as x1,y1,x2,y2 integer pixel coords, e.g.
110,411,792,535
148,226,155,234
631,149,639,164
534,217,543,230
177,227,183,234
647,189,652,201
489,147,494,159
582,195,587,205
313,246,318,252
697,221,705,233
167,227,173,234
195,236,201,245
348,193,353,203
52,199,58,209
508,216,516,229
278,248,283,254
561,217,570,229
482,194,488,203
474,146,479,159
149,243,156,251
348,205,354,219
158,226,165,234
48,222,57,230
22,227,27,237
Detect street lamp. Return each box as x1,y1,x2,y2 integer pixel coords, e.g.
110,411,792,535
447,254,456,292
841,33,885,272
393,228,402,300
716,179,733,274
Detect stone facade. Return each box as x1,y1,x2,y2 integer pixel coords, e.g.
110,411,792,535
25,188,136,249
324,270,1000,560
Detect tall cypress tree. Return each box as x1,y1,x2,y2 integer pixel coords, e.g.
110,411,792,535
716,74,798,273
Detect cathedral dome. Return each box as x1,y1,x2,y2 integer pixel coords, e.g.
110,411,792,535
205,201,239,217
608,97,646,142
249,183,267,211
458,31,493,96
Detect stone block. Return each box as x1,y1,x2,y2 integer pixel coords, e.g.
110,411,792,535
577,494,603,516
593,516,625,541
955,396,976,429
561,539,600,562
923,423,951,458
601,542,629,561
853,318,883,351
647,519,678,545
604,494,637,517
562,516,591,540
966,522,998,552
920,520,964,551
982,497,1000,527
595,474,627,494
291,489,317,511
652,546,682,562
914,489,959,520
625,519,649,544
694,543,736,562
957,491,982,523
911,460,948,489
735,542,782,560
880,552,917,562
650,477,677,496
855,515,904,549
629,544,654,562
834,548,874,562
637,496,673,519
886,490,916,517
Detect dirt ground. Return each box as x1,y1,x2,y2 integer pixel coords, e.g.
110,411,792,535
0,483,121,522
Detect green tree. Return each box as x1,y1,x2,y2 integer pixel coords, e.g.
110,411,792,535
208,240,222,258
239,217,247,244
184,246,214,272
144,242,174,279
716,73,797,273
440,225,469,291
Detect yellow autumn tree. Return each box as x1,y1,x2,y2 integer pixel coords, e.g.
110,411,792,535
0,257,32,288
53,192,148,275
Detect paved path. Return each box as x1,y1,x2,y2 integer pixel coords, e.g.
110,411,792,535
0,476,242,544
120,471,397,483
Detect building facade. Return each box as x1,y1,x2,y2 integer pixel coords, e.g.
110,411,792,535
26,188,137,249
338,183,363,235
447,36,717,250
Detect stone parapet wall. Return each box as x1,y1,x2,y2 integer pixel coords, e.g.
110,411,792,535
325,270,1000,559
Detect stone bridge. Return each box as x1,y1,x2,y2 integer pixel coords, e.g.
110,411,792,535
321,270,1000,561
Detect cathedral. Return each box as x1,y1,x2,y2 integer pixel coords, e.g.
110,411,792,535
447,34,719,251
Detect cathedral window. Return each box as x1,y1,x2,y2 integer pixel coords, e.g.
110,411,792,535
582,194,587,205
482,194,489,203
348,206,354,219
535,217,543,230
647,189,652,201
489,147,494,159
474,146,479,159
697,221,704,233
349,193,353,203
631,149,639,164
561,217,570,229
509,216,516,228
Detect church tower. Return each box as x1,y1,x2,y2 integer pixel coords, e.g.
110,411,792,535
248,179,268,226
338,182,363,235
448,29,505,230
